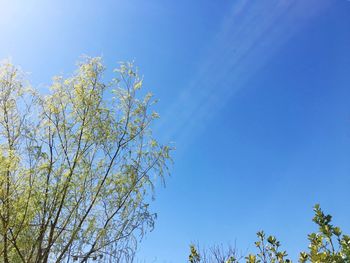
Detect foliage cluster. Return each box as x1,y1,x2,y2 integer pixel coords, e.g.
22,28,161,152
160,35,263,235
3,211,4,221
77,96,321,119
189,205,350,263
0,57,171,262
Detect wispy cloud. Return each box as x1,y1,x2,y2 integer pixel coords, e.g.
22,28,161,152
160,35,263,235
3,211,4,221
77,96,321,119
155,0,331,147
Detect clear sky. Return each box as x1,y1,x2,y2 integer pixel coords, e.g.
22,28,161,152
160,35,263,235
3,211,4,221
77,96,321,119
0,0,349,262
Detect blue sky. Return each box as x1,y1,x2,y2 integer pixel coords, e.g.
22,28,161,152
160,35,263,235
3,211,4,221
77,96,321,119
0,0,349,262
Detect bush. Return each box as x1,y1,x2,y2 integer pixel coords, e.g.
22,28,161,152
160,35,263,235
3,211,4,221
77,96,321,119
189,205,350,263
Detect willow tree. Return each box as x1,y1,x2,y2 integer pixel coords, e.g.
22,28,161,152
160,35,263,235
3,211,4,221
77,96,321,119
0,57,171,263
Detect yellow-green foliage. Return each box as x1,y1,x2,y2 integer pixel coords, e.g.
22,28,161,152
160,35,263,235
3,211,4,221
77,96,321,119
189,205,350,263
0,57,171,263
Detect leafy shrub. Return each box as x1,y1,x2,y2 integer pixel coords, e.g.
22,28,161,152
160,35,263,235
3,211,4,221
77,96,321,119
189,205,350,263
